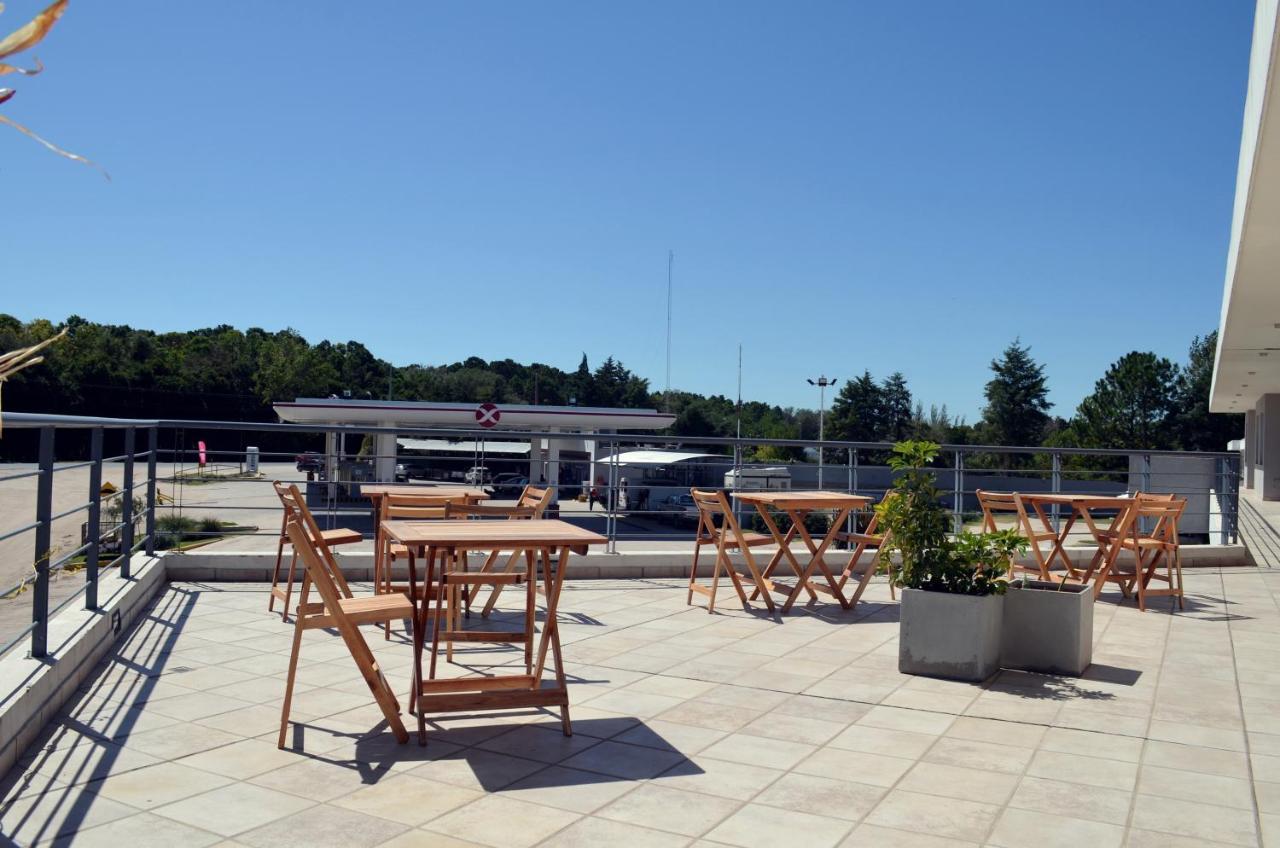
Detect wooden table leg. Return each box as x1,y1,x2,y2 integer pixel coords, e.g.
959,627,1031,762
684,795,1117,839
532,546,573,735
750,518,798,601
753,506,818,607
789,507,854,609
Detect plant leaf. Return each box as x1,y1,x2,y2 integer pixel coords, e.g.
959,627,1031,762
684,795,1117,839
0,0,65,61
0,113,108,178
0,56,41,75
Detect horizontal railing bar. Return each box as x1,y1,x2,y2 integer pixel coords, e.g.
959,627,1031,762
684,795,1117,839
0,522,41,544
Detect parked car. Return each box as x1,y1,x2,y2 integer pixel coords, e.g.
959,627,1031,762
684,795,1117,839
465,466,492,485
488,474,529,499
394,463,408,482
295,452,323,473
665,494,700,528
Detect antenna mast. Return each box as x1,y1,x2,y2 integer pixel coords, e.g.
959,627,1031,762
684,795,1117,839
665,250,673,411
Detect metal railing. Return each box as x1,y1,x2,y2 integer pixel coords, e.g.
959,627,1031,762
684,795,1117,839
0,410,1244,660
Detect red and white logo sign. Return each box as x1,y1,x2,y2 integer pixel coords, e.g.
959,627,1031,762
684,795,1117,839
475,403,501,428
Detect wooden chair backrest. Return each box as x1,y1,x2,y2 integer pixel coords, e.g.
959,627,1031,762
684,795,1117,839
279,485,354,599
379,493,451,522
445,502,537,520
1133,494,1186,543
286,518,348,614
975,490,1033,533
517,485,554,517
691,488,750,546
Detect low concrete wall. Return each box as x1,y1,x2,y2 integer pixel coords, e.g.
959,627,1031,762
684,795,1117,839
162,544,1255,583
0,556,166,778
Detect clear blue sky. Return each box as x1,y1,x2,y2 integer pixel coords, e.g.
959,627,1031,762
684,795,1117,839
2,1,1254,421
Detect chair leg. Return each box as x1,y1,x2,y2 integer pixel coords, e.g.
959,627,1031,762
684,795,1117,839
708,542,731,614
281,548,300,622
269,517,288,614
1174,546,1185,610
278,610,306,749
383,551,394,641
524,549,536,673
687,541,702,606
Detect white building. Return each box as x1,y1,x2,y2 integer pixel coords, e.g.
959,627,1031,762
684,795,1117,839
1211,0,1280,499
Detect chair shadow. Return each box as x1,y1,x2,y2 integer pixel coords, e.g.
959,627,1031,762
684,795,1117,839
285,715,703,791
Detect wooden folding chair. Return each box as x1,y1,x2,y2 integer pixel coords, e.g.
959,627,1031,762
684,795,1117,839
687,488,775,614
279,517,413,748
975,490,1062,580
835,494,896,603
377,493,453,640
1092,494,1185,611
444,496,543,617
269,481,361,621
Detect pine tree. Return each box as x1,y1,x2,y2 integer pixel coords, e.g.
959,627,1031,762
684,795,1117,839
981,339,1051,447
1074,352,1179,450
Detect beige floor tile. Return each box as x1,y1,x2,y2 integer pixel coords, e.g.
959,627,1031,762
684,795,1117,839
840,823,978,846
828,724,937,759
597,782,739,836
0,786,141,845
1130,793,1259,846
794,746,915,787
897,761,1017,805
1026,749,1138,790
561,740,686,779
740,711,848,746
699,732,815,770
425,794,581,848
175,738,306,780
151,782,314,838
987,807,1124,848
705,802,853,848
922,736,1032,775
1124,827,1242,847
1008,775,1133,825
409,749,547,792
1142,740,1250,778
376,830,489,847
86,760,231,810
1039,726,1144,763
857,705,956,736
47,810,224,847
475,725,604,764
943,715,1047,749
539,815,691,848
753,771,884,821
611,719,728,755
864,790,1000,843
333,773,480,826
236,804,409,848
118,722,244,761
1138,764,1253,810
497,766,637,814
651,755,783,800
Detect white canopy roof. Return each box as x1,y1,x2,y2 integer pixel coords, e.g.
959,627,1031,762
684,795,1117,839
594,450,729,467
398,439,531,455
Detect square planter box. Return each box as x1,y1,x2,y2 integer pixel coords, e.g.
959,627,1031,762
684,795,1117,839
1001,579,1093,676
898,588,1003,682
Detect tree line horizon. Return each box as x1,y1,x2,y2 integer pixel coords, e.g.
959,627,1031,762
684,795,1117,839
0,314,1240,461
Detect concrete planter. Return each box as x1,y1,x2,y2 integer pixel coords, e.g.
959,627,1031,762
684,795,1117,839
898,588,1004,682
1001,579,1093,676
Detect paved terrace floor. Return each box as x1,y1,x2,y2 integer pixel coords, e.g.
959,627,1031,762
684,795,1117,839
2,570,1278,847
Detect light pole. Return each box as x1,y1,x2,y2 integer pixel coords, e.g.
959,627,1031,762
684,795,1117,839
807,375,836,489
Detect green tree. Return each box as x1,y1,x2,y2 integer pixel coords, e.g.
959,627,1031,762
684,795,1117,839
828,372,885,442
881,372,914,441
980,339,1051,447
1073,352,1179,450
1174,331,1244,451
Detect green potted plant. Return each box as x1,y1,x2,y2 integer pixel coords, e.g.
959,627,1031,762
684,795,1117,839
876,441,1026,681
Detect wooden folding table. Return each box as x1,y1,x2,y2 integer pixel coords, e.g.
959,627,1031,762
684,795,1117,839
732,491,873,613
380,518,605,742
1017,493,1136,595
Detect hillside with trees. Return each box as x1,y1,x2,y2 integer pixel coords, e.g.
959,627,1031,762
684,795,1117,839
0,314,1243,460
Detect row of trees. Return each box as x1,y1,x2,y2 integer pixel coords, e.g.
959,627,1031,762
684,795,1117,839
0,313,1242,460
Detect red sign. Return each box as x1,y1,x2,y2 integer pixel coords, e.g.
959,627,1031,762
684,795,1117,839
475,403,501,428
197,440,207,467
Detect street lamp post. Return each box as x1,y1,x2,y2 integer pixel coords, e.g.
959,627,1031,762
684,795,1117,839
807,375,836,489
